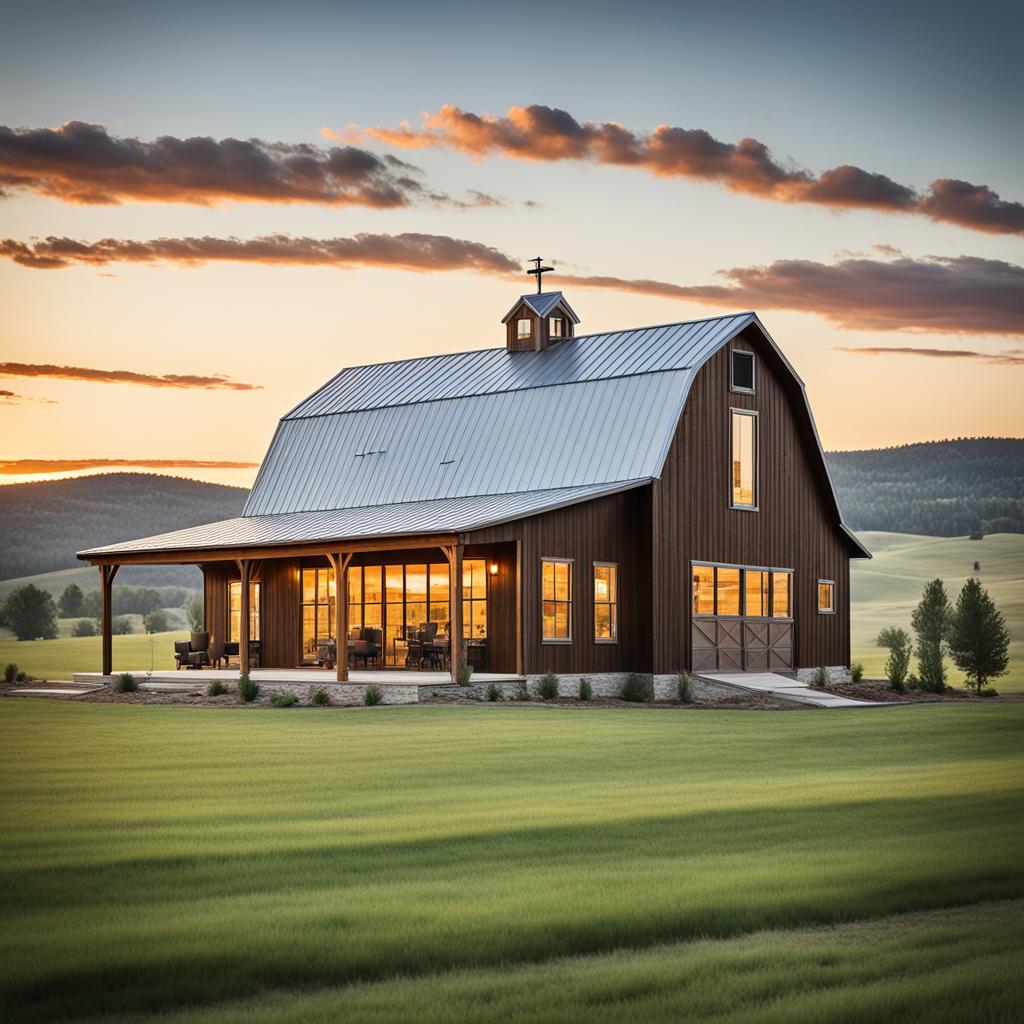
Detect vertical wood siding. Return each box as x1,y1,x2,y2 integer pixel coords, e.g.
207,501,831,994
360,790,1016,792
652,326,851,673
201,563,228,654
261,557,301,667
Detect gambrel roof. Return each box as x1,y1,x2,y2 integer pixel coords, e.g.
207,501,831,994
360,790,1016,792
80,311,868,558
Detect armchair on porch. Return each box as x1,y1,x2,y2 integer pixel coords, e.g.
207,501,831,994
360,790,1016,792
174,632,210,670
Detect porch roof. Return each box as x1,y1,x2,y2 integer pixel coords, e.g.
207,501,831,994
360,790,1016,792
77,479,648,559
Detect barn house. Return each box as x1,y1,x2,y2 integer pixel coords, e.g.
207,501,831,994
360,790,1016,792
79,279,869,698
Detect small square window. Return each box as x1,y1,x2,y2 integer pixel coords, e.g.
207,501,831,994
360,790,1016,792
517,318,533,341
817,580,835,614
549,317,564,338
731,350,755,392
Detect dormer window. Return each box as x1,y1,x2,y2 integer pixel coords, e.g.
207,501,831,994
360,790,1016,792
517,318,533,341
549,317,564,338
731,350,756,393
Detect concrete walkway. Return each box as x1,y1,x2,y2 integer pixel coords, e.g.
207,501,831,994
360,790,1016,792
696,671,882,707
7,684,104,697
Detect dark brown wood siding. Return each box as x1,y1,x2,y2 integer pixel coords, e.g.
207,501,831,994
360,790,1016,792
652,326,851,673
261,557,301,668
201,562,228,655
467,486,652,675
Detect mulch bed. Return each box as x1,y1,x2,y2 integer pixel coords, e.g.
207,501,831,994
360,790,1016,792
823,680,1010,703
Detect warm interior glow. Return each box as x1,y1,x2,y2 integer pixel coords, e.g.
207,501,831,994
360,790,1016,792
593,563,618,641
731,410,757,508
542,558,572,640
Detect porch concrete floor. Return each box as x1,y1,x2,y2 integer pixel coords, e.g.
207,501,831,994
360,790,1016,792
73,668,523,687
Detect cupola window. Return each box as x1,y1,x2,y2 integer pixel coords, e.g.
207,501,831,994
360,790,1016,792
549,317,564,338
517,318,533,341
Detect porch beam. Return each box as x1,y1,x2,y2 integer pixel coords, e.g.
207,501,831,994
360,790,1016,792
99,563,119,676
444,543,465,683
80,534,460,567
236,558,251,676
326,552,353,682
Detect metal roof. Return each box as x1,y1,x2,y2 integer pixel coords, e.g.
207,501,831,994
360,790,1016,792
79,481,648,556
500,290,581,323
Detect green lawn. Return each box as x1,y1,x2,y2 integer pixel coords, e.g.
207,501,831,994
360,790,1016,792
851,532,1024,691
2,701,1022,1023
0,629,188,678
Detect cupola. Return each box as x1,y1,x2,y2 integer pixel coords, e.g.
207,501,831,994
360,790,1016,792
501,257,581,352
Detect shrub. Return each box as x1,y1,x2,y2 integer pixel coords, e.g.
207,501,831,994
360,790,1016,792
579,677,592,701
622,673,654,702
364,685,383,706
1,584,58,641
850,662,864,683
677,672,693,704
16,670,30,683
538,672,559,700
206,680,228,696
271,690,298,708
72,618,98,637
4,663,18,684
486,681,503,702
114,673,138,693
811,665,830,688
514,680,530,701
309,686,331,706
58,583,85,618
237,674,260,703
143,609,170,634
877,626,912,688
111,615,134,635
456,665,473,686
980,686,999,698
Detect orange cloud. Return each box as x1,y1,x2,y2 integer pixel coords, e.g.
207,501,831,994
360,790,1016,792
0,362,260,390
837,347,1024,365
0,232,520,274
0,121,502,209
0,459,259,474
340,104,1024,234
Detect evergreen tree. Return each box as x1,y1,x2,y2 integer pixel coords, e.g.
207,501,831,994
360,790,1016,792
948,578,1009,694
877,626,913,689
58,582,85,618
1,584,58,641
911,578,951,692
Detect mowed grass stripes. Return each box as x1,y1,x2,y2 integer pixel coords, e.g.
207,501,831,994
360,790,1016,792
2,702,1022,1022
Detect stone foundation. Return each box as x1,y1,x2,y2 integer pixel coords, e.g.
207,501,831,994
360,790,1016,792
260,682,421,705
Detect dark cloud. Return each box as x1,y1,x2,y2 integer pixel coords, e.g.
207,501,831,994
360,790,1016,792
0,121,497,208
560,254,1024,336
0,458,259,474
0,232,521,274
0,362,261,390
836,346,1024,365
0,389,17,399
348,104,1024,234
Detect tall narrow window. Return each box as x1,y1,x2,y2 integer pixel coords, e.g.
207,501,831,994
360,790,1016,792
593,563,618,642
745,570,769,617
692,564,715,615
227,580,260,642
517,318,533,340
549,316,564,338
429,562,449,631
716,567,741,616
300,567,334,661
730,410,758,509
542,558,573,641
463,559,488,639
731,349,756,393
772,571,791,618
817,580,835,614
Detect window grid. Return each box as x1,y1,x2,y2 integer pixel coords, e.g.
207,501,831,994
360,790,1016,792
517,318,533,340
542,558,573,642
691,563,793,619
227,580,260,643
593,563,618,643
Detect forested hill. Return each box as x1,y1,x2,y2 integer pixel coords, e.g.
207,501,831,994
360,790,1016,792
0,474,247,582
826,438,1024,537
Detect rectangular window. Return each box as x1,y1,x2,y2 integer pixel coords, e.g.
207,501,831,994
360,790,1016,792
549,316,564,338
716,567,741,616
593,563,618,642
745,570,769,617
517,318,533,340
692,564,715,615
731,349,756,393
730,409,758,509
542,558,572,641
429,562,449,632
300,567,334,660
772,571,791,618
818,579,835,614
227,580,260,642
463,558,488,640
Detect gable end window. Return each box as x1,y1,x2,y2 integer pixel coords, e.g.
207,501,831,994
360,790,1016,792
593,563,618,642
731,350,756,393
517,318,533,341
817,579,835,614
542,558,573,642
730,409,758,510
549,316,564,338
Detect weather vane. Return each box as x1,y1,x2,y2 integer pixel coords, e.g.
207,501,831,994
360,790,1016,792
526,256,553,293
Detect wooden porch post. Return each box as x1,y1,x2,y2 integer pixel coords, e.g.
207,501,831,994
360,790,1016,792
237,558,251,676
445,542,465,683
515,539,524,677
326,552,352,681
100,563,119,676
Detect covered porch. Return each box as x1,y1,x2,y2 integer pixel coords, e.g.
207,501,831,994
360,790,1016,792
82,531,522,686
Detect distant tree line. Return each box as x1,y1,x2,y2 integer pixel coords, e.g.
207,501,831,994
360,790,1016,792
828,437,1024,536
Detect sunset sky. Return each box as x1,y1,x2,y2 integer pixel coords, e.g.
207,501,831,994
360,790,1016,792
1,0,1021,488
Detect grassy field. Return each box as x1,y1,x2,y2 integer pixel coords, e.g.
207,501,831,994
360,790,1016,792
851,532,1023,691
2,700,1022,1023
0,629,188,678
